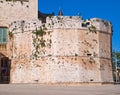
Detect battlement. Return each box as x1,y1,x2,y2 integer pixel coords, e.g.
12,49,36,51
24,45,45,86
46,16,112,33
9,16,112,34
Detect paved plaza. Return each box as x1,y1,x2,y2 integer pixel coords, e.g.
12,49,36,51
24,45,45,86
0,84,120,95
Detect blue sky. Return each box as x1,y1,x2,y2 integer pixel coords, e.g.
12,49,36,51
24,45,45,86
38,0,120,51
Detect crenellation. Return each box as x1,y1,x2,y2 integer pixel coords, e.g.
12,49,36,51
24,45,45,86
90,18,112,33
9,19,42,33
9,17,112,34
45,16,112,34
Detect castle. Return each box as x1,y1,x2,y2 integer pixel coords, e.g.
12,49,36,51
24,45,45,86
0,0,114,84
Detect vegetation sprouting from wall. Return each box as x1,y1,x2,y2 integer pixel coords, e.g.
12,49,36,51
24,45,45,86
32,25,52,60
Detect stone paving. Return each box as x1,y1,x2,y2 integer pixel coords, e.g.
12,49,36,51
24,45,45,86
0,84,120,95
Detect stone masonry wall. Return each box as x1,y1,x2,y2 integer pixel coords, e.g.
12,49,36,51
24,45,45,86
0,0,38,26
99,31,113,82
8,16,113,84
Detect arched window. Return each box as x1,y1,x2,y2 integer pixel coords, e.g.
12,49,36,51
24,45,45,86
0,27,7,44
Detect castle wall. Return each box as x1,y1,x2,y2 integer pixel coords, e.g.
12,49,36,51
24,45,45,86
8,17,113,84
99,32,113,82
0,0,38,26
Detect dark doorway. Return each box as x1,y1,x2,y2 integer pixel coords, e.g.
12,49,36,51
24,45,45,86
0,57,11,84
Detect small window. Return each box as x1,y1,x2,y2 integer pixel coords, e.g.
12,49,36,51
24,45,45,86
0,27,7,44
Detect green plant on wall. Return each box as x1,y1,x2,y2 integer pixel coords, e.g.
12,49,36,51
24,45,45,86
8,30,14,59
82,20,97,34
32,28,45,59
8,31,13,40
32,27,50,60
88,25,97,33
40,38,46,47
32,28,46,37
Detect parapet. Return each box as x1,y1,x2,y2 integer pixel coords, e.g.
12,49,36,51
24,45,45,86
9,19,42,33
9,16,112,34
46,16,112,33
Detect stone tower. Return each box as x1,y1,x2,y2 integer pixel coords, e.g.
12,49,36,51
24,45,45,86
0,0,38,83
8,17,113,84
0,0,38,26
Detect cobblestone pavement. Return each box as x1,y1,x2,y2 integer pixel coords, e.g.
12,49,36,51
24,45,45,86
0,84,120,95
